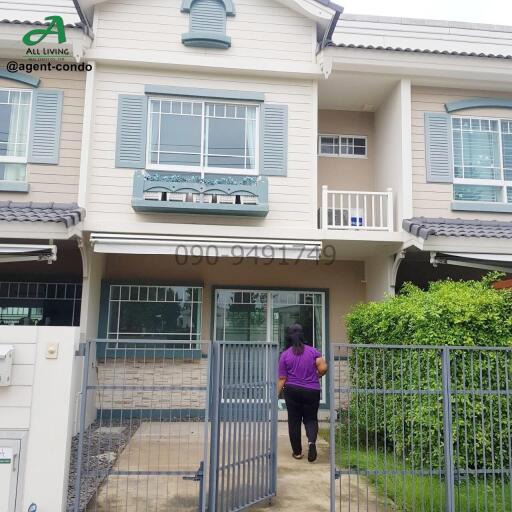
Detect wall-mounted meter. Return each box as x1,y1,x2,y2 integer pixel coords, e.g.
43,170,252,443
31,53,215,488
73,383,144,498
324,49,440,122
0,345,14,387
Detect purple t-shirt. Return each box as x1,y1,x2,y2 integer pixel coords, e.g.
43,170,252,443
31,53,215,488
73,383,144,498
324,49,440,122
279,345,322,391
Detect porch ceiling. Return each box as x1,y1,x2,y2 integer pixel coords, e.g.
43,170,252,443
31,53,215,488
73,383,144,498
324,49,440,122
318,71,399,111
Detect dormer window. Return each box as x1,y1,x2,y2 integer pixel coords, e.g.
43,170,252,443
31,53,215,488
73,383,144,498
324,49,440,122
181,0,235,49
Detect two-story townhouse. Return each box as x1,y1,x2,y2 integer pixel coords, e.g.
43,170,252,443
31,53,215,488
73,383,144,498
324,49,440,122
3,1,512,510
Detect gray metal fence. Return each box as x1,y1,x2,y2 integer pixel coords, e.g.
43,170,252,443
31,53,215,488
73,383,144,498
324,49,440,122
209,340,279,512
71,340,210,512
330,344,512,512
70,340,278,512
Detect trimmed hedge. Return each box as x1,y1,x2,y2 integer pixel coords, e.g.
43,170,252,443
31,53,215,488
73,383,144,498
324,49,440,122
345,274,512,471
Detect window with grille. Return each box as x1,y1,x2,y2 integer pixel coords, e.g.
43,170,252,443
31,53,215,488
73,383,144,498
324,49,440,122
0,89,32,182
318,134,367,158
453,117,512,204
148,98,258,174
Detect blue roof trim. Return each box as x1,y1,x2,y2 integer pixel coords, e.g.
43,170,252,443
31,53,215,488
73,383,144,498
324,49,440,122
144,84,264,102
181,0,235,15
0,69,40,87
182,32,231,49
445,98,512,113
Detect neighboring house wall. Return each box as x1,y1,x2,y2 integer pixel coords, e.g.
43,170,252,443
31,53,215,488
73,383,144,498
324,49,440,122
0,64,85,203
84,65,317,231
101,255,365,343
0,326,81,511
412,85,512,220
91,0,317,72
317,109,375,206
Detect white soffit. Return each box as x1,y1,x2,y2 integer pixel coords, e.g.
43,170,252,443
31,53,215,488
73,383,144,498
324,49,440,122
90,233,323,260
0,244,56,263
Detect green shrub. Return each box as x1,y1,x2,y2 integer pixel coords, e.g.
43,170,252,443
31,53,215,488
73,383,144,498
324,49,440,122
345,274,512,471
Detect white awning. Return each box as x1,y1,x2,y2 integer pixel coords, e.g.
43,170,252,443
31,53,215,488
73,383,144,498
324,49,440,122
90,233,322,260
0,244,57,263
432,252,512,273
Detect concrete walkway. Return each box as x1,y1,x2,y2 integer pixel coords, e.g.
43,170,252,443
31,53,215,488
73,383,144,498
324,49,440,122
251,421,385,512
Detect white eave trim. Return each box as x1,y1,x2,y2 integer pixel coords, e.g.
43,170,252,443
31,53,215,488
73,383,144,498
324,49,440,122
90,233,322,260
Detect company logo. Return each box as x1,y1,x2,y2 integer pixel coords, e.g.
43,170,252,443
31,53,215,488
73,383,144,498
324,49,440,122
22,15,67,47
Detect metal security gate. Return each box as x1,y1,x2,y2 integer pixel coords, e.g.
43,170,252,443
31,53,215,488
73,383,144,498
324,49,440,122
208,340,279,512
329,344,512,512
71,340,278,512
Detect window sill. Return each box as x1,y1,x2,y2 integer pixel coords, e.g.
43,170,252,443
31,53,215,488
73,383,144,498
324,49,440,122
451,201,512,213
0,181,29,193
182,31,231,49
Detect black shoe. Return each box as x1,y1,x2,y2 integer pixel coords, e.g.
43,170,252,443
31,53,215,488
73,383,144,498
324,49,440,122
308,443,317,462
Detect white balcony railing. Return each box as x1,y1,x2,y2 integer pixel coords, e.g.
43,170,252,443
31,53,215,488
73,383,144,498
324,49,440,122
321,186,394,231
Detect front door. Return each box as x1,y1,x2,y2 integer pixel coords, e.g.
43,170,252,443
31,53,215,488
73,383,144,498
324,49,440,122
214,289,327,398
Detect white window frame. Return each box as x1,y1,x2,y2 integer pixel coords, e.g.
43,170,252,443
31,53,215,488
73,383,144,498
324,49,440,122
0,88,32,185
452,115,512,204
146,96,260,176
318,133,368,159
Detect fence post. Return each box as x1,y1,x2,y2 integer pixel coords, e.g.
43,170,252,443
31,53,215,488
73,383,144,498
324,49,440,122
207,341,222,512
329,347,336,512
73,341,91,512
442,347,455,512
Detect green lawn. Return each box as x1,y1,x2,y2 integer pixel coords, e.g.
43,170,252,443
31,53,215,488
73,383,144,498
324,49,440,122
320,428,512,512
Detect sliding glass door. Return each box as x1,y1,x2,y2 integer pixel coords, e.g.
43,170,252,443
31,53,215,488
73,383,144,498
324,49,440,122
215,288,325,353
215,288,327,401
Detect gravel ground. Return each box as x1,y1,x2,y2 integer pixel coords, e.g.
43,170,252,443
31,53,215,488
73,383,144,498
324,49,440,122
66,420,141,512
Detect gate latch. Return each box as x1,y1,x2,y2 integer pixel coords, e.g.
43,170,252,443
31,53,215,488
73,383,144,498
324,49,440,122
183,461,204,482
335,469,341,480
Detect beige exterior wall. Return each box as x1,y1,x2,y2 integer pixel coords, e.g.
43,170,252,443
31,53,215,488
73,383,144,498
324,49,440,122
317,109,375,206
85,64,317,232
412,86,512,220
101,255,365,343
92,0,317,71
0,63,85,204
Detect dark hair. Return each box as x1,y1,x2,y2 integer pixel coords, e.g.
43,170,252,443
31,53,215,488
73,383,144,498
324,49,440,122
286,323,305,355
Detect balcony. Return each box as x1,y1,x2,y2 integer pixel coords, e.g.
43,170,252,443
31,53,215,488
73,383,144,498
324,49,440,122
131,171,269,217
321,186,394,231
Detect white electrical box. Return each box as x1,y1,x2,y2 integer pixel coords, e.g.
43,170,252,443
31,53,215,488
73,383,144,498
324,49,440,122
0,346,13,387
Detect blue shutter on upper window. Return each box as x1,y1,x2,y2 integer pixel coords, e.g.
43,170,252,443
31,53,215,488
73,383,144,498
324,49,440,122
260,104,288,177
424,112,454,183
115,95,148,169
28,89,63,165
181,0,233,49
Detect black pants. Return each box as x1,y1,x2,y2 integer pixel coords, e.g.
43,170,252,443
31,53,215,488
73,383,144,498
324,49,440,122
284,384,321,455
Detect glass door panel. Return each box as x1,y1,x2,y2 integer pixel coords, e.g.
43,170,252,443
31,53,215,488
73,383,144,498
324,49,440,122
215,290,268,342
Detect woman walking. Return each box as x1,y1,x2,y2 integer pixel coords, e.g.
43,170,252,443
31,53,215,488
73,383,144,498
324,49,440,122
277,323,328,462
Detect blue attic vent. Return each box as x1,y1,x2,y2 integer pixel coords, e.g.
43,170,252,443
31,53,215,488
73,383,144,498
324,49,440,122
181,0,235,49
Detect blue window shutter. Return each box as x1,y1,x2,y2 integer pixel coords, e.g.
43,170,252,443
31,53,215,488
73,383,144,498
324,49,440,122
191,0,226,33
28,89,63,164
260,104,288,177
425,112,453,183
116,95,148,169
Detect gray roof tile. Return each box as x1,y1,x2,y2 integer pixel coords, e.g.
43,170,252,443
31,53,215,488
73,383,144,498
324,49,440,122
0,201,84,228
0,19,83,29
403,217,512,240
329,43,512,60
